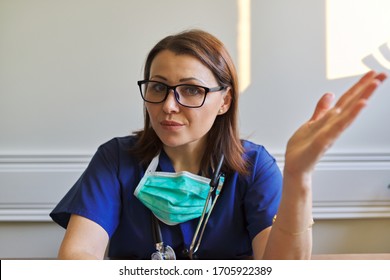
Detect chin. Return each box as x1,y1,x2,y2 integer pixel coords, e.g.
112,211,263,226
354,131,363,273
161,140,187,148
157,135,181,147
159,136,197,149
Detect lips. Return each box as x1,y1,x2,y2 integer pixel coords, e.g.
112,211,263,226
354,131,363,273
160,120,184,127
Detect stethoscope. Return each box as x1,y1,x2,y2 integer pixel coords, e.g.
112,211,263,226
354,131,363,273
151,154,225,260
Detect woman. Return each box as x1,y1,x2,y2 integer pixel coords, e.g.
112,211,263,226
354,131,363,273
50,29,387,259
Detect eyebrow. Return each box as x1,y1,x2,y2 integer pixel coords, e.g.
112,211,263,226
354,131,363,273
150,75,204,84
179,77,204,83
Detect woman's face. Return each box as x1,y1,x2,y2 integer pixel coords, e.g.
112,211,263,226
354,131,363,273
145,50,230,151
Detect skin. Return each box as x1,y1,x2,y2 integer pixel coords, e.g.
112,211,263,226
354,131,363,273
145,50,232,173
57,51,387,259
257,71,387,259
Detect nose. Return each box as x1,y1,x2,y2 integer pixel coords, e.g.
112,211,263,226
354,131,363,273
162,89,180,113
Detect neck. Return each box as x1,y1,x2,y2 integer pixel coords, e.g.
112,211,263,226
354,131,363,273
163,140,206,174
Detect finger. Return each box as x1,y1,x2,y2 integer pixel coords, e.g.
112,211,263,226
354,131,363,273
314,99,367,151
359,78,383,101
335,71,377,109
307,72,386,160
342,72,387,111
318,72,386,139
320,90,373,145
375,72,388,82
309,73,382,131
309,93,335,123
335,99,367,134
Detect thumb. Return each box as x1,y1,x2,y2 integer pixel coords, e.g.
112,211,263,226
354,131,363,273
309,93,335,122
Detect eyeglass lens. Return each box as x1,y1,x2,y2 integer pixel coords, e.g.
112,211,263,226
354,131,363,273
141,81,206,107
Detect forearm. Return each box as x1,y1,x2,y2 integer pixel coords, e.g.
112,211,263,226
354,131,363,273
58,250,101,260
262,174,313,259
58,241,105,260
57,214,109,260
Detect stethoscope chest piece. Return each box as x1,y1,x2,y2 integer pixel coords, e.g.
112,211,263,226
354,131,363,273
151,244,176,260
151,215,176,260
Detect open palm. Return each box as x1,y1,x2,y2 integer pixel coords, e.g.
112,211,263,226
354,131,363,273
284,71,387,178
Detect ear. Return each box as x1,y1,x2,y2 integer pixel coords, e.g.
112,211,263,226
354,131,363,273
218,88,232,115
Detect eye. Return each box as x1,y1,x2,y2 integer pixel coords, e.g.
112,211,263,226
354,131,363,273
150,82,167,93
179,85,205,96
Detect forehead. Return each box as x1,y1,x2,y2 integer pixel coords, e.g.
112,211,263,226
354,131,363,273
149,50,216,83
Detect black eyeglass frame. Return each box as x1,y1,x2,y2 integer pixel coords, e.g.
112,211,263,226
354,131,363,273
137,80,227,108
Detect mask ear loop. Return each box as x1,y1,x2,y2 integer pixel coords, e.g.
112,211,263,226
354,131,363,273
188,154,225,259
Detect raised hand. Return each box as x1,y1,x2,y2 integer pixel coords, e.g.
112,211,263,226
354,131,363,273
284,71,387,179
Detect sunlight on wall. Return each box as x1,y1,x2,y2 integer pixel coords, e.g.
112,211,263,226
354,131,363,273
237,0,251,92
326,0,390,80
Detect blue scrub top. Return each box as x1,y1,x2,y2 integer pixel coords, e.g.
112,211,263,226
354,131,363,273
50,136,282,259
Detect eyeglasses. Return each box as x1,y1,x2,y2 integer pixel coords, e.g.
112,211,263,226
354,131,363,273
137,80,226,108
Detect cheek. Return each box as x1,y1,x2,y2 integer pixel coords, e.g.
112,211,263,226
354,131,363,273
190,109,218,131
145,105,158,126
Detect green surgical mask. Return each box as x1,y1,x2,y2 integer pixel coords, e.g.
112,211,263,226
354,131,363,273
134,154,212,225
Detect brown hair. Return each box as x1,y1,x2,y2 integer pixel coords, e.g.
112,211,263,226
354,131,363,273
131,29,248,176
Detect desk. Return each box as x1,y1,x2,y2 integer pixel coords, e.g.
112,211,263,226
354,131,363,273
3,254,390,260
311,254,390,260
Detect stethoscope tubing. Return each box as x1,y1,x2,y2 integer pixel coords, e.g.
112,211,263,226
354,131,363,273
188,154,225,259
188,173,224,259
152,154,225,260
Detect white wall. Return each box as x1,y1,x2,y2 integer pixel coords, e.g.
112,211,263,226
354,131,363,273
1,0,390,258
